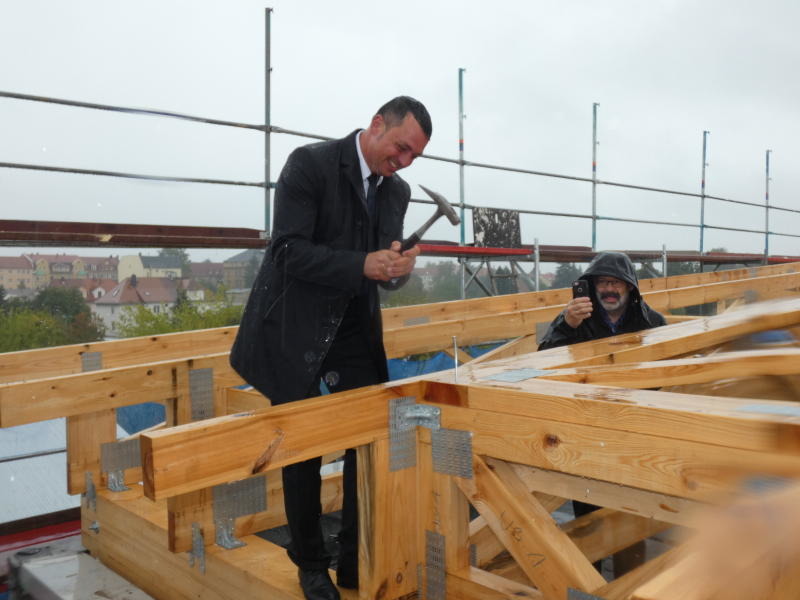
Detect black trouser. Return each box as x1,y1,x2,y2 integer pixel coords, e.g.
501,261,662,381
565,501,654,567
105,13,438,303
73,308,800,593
282,333,380,574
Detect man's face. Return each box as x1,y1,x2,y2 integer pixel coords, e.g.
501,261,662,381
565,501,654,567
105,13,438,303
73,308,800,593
363,113,429,177
594,276,631,312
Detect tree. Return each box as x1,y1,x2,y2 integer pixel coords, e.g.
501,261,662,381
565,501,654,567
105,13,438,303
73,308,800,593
379,273,427,307
117,300,243,337
0,309,69,352
30,287,87,320
551,263,584,289
158,248,191,278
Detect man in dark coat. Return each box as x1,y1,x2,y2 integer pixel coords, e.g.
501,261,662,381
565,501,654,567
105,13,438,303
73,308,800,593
231,96,431,600
538,251,666,576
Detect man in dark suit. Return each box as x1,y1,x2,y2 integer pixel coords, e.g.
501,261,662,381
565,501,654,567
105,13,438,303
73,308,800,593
231,96,431,600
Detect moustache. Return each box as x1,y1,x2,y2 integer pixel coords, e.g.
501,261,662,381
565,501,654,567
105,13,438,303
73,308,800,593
600,292,621,301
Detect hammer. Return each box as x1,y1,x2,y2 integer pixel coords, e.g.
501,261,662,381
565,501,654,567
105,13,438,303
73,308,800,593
399,184,461,252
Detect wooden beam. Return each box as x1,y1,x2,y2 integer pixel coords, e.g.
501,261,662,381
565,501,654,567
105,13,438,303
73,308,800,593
592,546,684,600
141,382,425,500
83,485,332,600
0,326,238,384
0,352,244,428
66,408,117,495
533,348,800,389
423,380,800,456
439,402,800,501
457,455,605,599
167,469,344,553
630,484,800,600
383,274,800,358
562,507,672,564
445,566,542,599
508,464,701,528
358,437,419,600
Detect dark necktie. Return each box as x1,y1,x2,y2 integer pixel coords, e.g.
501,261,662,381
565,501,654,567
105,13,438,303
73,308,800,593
366,173,379,223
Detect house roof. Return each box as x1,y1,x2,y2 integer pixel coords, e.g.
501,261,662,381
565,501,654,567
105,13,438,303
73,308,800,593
95,277,177,305
50,278,118,301
24,253,81,263
141,255,182,269
0,256,34,269
82,256,119,267
224,249,264,264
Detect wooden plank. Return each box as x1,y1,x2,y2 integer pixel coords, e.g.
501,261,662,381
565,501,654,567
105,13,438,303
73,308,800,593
358,437,418,600
421,379,800,456
445,566,542,599
0,325,238,384
0,352,245,428
630,484,800,600
508,464,701,528
470,335,540,366
383,274,800,358
66,409,116,495
457,455,605,599
532,348,800,388
439,402,800,501
83,485,329,600
561,507,672,564
141,382,425,500
167,469,344,553
226,386,271,414
593,546,684,600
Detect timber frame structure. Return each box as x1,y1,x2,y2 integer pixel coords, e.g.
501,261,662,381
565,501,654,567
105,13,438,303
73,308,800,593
3,261,800,599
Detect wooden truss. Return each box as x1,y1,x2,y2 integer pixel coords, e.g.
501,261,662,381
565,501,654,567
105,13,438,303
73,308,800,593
2,261,800,599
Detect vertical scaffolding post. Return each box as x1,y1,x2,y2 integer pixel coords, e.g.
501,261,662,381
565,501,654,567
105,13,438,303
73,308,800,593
458,68,467,299
699,130,709,260
662,244,668,278
264,8,273,236
764,149,772,264
591,102,599,250
534,238,540,292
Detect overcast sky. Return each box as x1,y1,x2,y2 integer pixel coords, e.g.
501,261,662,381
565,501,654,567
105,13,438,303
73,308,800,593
2,0,799,264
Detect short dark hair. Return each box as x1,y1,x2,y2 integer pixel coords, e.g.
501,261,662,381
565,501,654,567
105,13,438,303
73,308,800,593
377,96,432,139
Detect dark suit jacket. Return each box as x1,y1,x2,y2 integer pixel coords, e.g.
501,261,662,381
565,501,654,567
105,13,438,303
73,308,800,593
230,130,411,404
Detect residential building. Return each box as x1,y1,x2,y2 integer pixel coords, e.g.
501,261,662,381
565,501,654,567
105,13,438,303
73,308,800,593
91,275,178,337
0,256,35,290
223,249,264,290
190,261,224,288
49,278,117,302
119,254,182,281
21,253,119,288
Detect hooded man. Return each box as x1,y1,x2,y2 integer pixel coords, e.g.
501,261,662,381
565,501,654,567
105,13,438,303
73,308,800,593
538,251,666,576
538,251,666,350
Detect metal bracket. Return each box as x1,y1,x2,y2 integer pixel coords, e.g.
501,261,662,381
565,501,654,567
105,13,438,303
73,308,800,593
425,530,446,600
100,438,141,492
431,428,473,479
390,397,472,478
189,368,214,421
212,475,267,549
189,523,206,574
81,351,103,372
84,471,96,510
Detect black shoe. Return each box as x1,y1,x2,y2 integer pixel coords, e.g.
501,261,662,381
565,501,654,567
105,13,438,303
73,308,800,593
336,569,358,590
298,569,340,600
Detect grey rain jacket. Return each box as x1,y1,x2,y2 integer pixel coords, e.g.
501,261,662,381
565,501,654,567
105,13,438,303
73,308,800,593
537,251,666,350
230,130,411,404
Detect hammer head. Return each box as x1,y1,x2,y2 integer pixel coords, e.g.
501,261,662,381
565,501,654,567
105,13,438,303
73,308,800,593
419,184,461,226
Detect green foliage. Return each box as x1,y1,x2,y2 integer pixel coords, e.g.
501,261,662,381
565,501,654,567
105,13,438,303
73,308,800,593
30,287,87,320
0,309,70,352
0,287,105,352
380,273,427,307
552,263,584,289
117,300,243,337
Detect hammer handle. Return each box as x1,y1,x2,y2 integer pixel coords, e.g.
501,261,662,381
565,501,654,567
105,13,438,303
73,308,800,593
399,232,421,253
